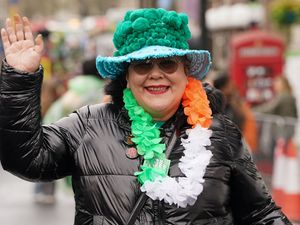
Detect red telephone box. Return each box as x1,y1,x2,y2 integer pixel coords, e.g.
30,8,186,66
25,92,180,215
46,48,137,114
229,29,285,106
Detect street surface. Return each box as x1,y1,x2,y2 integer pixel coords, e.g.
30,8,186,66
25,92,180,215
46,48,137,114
0,165,74,225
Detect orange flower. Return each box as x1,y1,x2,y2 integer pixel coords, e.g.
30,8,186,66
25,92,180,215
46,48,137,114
182,77,212,128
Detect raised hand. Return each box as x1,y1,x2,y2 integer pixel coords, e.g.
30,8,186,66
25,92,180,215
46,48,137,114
1,15,44,73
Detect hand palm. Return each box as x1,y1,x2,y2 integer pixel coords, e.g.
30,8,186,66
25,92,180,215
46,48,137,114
6,39,41,72
1,15,44,73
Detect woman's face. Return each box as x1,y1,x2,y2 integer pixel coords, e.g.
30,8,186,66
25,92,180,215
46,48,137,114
127,57,188,121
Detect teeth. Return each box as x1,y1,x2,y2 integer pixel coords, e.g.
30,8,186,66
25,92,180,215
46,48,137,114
147,87,167,91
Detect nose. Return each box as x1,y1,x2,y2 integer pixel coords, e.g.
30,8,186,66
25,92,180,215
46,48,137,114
148,63,164,79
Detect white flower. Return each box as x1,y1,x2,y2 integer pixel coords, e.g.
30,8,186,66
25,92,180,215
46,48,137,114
141,125,213,207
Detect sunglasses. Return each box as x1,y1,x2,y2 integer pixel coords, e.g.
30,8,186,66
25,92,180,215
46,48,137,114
129,57,182,75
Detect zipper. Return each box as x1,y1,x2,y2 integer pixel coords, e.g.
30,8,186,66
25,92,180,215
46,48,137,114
153,200,164,225
153,200,159,224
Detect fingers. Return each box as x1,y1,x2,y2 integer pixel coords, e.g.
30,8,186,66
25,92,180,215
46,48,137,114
23,17,34,41
34,34,44,54
2,14,43,55
1,28,11,51
14,14,24,41
4,15,35,42
5,18,17,43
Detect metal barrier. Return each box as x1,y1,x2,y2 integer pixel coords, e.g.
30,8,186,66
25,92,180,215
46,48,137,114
252,112,299,190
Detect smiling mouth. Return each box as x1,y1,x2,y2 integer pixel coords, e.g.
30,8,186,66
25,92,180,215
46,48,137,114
146,86,169,94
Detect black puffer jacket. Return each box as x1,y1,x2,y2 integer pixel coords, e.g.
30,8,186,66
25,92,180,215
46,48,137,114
0,61,291,225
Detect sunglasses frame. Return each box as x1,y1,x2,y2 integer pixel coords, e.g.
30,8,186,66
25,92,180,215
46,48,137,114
129,57,185,75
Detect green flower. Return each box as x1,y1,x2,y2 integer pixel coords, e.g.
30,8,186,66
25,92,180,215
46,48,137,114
135,164,167,184
123,88,168,184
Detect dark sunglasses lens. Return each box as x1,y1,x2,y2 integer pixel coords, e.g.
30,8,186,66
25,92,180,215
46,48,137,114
132,61,153,74
159,59,178,74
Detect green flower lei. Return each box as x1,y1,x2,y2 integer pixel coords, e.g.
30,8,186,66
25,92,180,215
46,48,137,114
123,88,170,185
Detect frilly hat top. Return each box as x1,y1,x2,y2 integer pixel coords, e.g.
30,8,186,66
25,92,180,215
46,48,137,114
113,8,191,56
96,8,211,80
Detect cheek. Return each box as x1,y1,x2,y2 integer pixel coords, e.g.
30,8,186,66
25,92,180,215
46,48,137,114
127,76,145,89
179,77,188,95
177,76,188,88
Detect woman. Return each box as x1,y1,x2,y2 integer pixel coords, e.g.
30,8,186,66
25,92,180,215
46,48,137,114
254,76,297,119
254,75,298,162
0,9,291,225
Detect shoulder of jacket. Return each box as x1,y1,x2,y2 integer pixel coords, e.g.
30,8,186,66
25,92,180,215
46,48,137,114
203,83,225,115
77,103,120,121
209,113,244,161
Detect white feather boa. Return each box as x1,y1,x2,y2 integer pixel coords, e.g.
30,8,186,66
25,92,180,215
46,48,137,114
140,124,213,207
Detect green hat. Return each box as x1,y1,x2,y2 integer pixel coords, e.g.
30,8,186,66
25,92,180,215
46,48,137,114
96,8,211,80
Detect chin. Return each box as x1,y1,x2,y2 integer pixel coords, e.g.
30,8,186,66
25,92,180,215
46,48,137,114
145,101,169,111
146,102,179,118
147,105,167,114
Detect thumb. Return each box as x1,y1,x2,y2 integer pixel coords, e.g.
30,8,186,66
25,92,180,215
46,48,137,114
34,34,44,55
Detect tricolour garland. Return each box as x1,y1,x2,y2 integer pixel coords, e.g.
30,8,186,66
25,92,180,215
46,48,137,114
123,77,213,207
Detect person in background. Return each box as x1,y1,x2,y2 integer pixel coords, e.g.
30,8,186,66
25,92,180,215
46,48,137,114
212,72,258,151
254,75,298,119
33,28,63,205
43,58,107,124
34,57,107,204
0,11,291,224
40,79,60,118
254,75,298,152
33,78,61,204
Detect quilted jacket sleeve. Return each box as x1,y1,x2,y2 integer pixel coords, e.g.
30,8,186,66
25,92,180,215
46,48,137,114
204,83,291,224
0,60,83,181
227,120,291,224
